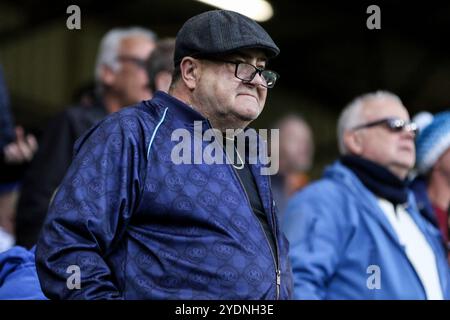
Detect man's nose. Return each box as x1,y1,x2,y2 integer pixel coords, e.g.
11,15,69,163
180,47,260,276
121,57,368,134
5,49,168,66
401,128,416,140
246,72,266,88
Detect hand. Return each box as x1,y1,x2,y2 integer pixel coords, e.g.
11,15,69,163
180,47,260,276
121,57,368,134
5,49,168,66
3,126,38,164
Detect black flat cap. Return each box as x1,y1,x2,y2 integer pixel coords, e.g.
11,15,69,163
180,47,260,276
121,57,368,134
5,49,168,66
174,10,279,65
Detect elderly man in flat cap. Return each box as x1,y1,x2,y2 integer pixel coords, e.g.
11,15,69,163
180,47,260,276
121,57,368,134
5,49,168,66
36,10,293,300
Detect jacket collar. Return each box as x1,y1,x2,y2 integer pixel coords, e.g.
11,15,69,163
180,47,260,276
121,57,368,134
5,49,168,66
151,91,206,124
325,161,449,296
325,161,408,248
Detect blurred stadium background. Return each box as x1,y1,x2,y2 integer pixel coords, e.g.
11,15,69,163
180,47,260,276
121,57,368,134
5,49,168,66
1,0,450,177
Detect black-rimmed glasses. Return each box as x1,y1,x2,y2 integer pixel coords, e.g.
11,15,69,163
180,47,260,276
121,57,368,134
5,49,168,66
204,58,279,89
352,117,418,134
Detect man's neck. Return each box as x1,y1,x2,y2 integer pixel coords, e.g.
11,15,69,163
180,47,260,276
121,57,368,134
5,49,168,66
170,88,248,131
207,117,248,132
102,94,123,114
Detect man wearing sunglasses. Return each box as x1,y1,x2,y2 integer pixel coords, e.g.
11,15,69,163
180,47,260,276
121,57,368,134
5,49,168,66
35,10,293,300
282,91,450,299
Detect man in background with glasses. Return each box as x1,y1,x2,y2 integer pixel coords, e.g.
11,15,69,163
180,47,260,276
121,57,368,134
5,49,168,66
36,10,293,300
15,27,156,249
282,91,450,299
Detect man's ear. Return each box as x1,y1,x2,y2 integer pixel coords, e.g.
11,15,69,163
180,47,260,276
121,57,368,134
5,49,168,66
100,65,116,86
180,57,200,90
344,130,363,155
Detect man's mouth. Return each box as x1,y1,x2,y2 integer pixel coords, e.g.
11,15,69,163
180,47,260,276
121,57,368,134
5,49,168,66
399,145,414,153
238,93,258,101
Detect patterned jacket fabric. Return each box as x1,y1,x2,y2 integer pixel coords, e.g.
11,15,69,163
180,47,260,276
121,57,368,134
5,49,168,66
36,91,293,300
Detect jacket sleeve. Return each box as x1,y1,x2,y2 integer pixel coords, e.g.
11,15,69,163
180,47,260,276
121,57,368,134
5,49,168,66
16,112,77,248
281,181,354,300
35,114,146,299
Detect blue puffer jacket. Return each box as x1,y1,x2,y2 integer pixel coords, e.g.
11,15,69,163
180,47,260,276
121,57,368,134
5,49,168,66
36,91,293,300
0,246,47,300
282,161,450,300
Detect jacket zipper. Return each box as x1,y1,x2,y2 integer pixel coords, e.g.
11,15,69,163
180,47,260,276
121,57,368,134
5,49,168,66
206,119,281,299
268,174,281,299
232,164,281,299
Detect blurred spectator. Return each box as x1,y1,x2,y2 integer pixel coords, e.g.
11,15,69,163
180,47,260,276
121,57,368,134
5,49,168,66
0,65,38,252
15,27,157,248
2,127,38,165
0,187,18,250
0,246,46,299
146,38,175,94
0,65,15,152
411,111,450,261
0,228,14,253
271,114,314,216
72,82,97,108
282,91,450,299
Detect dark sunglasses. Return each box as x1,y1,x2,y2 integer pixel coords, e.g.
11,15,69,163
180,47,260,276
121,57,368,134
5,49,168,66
352,117,418,134
117,55,147,69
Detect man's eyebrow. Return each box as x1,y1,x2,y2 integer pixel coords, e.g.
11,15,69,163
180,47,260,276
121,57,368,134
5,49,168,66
232,51,268,63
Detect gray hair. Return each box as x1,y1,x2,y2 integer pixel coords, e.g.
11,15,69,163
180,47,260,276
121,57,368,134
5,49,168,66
337,91,403,155
94,27,157,83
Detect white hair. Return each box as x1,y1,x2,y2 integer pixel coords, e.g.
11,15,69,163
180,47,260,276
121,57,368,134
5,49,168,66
94,27,157,83
337,91,403,155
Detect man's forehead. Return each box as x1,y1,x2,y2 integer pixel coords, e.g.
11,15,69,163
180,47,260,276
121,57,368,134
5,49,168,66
119,36,155,54
362,98,409,121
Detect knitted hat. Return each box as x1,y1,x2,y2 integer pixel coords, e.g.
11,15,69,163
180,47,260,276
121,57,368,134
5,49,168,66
414,111,450,174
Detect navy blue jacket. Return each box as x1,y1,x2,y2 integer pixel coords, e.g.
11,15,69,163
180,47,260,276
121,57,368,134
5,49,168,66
36,91,293,299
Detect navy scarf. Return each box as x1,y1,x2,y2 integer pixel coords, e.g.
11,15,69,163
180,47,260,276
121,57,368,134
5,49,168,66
341,155,409,206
